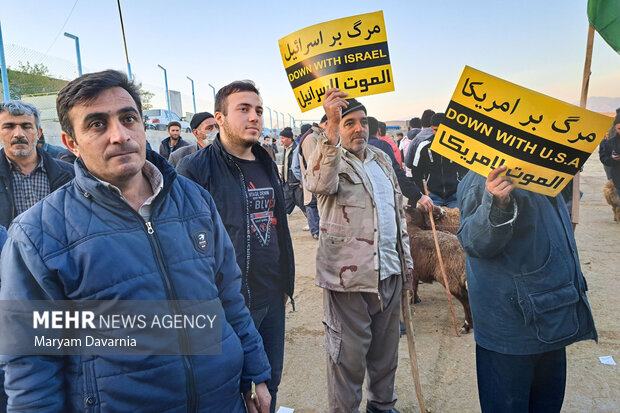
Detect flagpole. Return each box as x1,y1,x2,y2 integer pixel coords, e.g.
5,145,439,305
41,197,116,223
572,25,595,230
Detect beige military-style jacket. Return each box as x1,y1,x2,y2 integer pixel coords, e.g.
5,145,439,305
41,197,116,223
304,133,413,293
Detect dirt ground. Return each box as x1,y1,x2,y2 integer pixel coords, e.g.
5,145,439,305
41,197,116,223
275,154,620,413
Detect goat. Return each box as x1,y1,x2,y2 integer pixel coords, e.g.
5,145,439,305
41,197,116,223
408,205,460,235
603,180,620,222
405,205,472,334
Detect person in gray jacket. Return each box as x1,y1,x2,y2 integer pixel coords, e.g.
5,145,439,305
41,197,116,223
457,166,597,413
168,112,219,168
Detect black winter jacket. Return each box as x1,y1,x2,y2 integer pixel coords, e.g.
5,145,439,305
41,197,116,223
0,147,74,228
411,137,469,199
177,135,295,309
600,136,620,188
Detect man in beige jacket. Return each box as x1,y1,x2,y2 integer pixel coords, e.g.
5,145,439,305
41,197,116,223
305,89,413,413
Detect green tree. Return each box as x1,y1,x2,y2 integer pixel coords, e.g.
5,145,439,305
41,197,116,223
0,61,68,100
140,87,155,110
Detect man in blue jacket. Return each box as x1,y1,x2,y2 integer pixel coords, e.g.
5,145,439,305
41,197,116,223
0,70,271,412
178,81,295,413
457,166,597,413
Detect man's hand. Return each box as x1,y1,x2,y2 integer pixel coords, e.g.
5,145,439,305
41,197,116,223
244,383,271,413
402,268,414,291
612,151,620,162
417,194,434,213
486,165,514,210
322,89,349,146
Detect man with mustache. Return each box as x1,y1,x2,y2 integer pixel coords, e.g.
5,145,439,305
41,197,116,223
305,90,413,413
0,101,74,230
0,70,272,412
177,80,295,413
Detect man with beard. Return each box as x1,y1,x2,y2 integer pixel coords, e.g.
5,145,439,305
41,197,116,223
305,90,413,413
177,80,295,413
159,121,190,160
0,101,74,229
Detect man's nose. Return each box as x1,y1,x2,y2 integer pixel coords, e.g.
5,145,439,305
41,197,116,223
13,125,26,138
353,121,363,133
108,119,130,143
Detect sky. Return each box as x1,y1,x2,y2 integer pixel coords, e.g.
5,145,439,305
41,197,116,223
1,0,619,125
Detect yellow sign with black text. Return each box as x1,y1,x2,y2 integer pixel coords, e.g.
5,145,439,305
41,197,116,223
279,11,394,112
431,66,613,196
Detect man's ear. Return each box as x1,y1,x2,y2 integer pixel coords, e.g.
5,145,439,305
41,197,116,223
214,112,224,127
62,132,81,158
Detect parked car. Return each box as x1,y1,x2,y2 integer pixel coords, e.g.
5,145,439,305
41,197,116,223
143,109,191,132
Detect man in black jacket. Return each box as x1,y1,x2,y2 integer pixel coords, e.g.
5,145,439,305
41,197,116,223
410,113,468,208
366,116,433,212
159,121,190,159
177,80,295,413
279,126,304,214
0,100,74,229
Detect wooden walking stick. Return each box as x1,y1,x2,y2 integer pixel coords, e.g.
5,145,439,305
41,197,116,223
422,180,460,337
402,290,427,412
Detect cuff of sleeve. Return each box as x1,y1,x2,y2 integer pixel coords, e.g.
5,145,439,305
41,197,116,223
319,132,341,148
483,190,517,227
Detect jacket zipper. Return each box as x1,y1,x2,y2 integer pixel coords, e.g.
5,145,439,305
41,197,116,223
143,219,198,413
227,157,253,309
81,178,198,411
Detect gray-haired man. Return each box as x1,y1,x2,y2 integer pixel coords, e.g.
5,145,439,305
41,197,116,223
0,100,74,229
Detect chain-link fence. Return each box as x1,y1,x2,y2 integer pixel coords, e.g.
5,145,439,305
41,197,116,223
0,43,321,145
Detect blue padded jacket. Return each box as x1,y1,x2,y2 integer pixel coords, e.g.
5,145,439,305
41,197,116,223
0,151,270,412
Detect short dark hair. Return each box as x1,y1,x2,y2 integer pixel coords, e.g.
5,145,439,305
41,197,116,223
378,121,386,136
167,121,181,130
57,69,142,141
431,113,445,127
214,80,260,115
421,109,435,128
409,117,421,129
396,132,404,138
367,116,379,137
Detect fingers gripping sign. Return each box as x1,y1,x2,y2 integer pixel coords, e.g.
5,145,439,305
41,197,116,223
322,88,349,145
486,165,515,210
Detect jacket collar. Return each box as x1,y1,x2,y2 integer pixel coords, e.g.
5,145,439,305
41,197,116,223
73,149,176,209
212,133,274,167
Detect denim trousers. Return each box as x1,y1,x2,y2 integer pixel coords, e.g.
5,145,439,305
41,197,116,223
476,345,567,413
429,192,458,208
250,294,286,413
305,198,320,236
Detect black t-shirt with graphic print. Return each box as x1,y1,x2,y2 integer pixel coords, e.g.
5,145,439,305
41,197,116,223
233,156,282,308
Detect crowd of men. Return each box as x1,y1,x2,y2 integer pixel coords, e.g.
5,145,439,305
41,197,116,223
0,69,601,412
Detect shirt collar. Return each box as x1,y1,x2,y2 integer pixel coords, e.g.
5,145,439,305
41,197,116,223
95,160,163,199
6,153,46,174
343,144,375,166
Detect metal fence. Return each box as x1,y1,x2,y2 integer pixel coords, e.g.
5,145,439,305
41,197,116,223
0,44,322,139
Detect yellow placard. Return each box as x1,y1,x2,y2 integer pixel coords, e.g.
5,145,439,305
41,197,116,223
431,66,613,196
279,11,394,112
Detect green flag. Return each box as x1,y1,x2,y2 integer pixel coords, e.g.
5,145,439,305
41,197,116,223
588,0,620,53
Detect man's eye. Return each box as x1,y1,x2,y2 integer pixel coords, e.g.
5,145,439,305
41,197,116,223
124,115,137,123
89,121,105,129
